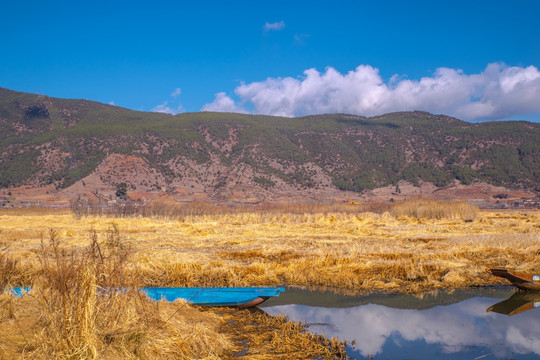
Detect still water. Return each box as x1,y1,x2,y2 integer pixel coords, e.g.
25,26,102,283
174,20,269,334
261,287,540,360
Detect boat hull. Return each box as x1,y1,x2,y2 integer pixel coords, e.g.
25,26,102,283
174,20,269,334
140,287,285,308
486,268,540,291
7,286,285,308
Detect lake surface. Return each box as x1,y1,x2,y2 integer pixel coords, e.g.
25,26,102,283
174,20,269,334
261,287,540,360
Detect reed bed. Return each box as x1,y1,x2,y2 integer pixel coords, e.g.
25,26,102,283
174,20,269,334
0,229,231,359
1,202,538,294
0,220,347,359
390,199,479,221
0,201,538,358
68,198,392,220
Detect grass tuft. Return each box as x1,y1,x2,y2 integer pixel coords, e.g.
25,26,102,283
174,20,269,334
0,250,18,293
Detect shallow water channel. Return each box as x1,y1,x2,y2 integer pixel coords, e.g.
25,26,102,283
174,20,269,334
261,287,540,360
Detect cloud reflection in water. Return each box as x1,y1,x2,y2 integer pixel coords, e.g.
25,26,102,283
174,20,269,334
264,297,540,358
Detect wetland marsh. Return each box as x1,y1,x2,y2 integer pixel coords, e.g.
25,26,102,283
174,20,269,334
0,201,539,358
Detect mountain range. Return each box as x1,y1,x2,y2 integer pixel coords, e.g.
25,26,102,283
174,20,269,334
1,87,539,204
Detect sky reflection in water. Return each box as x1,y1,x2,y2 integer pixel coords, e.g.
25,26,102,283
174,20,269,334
262,290,540,359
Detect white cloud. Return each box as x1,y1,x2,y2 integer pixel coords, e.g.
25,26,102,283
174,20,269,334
201,63,540,121
152,101,183,115
152,101,174,114
108,101,115,106
294,33,310,45
263,21,285,32
201,92,247,113
152,87,184,114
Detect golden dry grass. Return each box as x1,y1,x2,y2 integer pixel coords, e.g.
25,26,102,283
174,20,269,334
1,202,538,293
0,201,538,358
0,213,348,359
0,229,234,359
390,199,479,221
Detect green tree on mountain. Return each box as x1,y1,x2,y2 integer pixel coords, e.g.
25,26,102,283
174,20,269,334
115,182,128,200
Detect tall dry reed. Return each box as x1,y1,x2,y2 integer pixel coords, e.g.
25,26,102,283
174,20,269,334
390,198,479,220
1,224,347,359
70,198,393,221
1,227,234,359
0,250,18,293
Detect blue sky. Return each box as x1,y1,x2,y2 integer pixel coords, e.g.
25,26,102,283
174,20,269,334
1,0,539,121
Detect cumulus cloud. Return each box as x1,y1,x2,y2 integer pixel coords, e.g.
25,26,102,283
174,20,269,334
201,63,540,121
152,87,184,114
152,101,183,115
201,92,247,113
263,21,285,32
152,101,174,114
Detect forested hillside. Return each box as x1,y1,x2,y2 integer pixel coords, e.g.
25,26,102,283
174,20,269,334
1,87,539,196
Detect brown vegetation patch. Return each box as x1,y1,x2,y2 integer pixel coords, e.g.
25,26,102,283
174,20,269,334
214,308,347,359
96,154,165,190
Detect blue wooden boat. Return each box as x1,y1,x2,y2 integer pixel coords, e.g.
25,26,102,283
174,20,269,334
141,287,285,308
7,287,285,308
8,287,32,297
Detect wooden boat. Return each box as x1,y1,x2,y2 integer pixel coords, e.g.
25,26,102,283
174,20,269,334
486,268,540,291
140,287,285,308
487,292,540,316
8,286,285,309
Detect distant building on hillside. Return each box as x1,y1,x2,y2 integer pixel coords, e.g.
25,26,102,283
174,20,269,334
18,200,40,208
513,199,540,209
